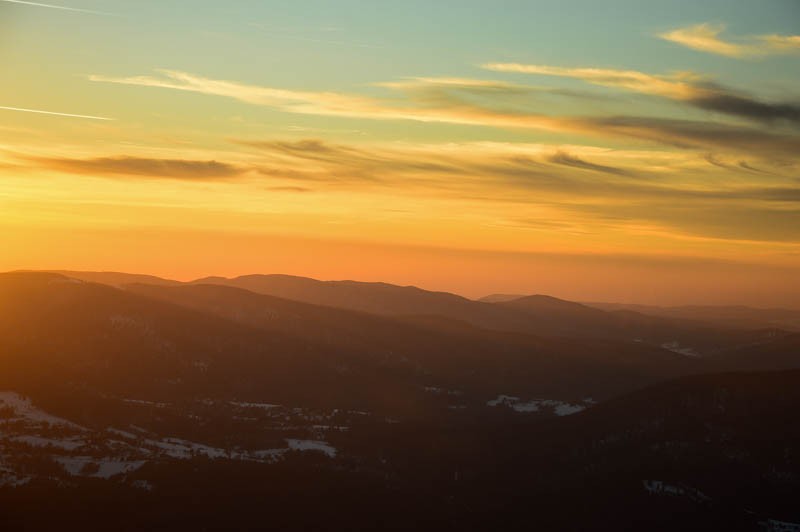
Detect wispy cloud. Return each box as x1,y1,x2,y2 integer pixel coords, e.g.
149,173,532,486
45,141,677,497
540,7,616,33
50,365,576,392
375,77,534,92
482,63,702,99
89,70,404,119
583,115,800,160
548,150,631,176
30,156,244,179
240,138,800,242
0,105,112,121
88,69,572,131
658,23,800,58
89,70,800,160
0,0,114,15
15,138,800,243
482,63,800,126
759,34,800,53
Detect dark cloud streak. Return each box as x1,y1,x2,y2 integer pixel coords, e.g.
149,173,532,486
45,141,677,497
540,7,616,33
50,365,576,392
689,86,800,125
31,156,245,180
548,151,631,176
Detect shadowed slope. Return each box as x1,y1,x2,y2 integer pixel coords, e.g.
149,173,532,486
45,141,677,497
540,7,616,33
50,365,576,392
586,301,800,332
192,274,783,354
127,282,701,402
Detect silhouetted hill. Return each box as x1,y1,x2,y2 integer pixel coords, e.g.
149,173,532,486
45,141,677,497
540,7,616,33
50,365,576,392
190,273,535,330
477,293,527,303
499,294,789,355
125,282,700,403
1,272,799,531
2,272,792,429
0,272,702,426
43,270,182,287
184,274,782,355
0,272,331,406
499,293,610,321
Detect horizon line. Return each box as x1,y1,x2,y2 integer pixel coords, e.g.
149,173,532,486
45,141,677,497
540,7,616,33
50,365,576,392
5,268,800,311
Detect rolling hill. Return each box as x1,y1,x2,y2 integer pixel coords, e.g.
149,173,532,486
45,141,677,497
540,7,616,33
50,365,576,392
183,274,783,355
0,272,798,531
0,272,701,425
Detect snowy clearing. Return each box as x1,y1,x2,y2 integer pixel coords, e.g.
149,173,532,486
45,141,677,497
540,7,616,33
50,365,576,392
286,439,337,458
486,395,587,416
55,456,147,479
0,392,85,430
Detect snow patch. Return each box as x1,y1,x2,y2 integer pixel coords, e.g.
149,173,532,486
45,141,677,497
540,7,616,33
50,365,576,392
230,401,281,410
132,480,154,491
146,437,229,460
123,399,170,408
660,341,699,357
107,428,138,440
643,480,711,502
486,395,587,416
0,392,85,430
0,461,30,488
250,449,287,461
424,387,462,396
55,456,147,479
11,436,85,451
286,439,337,458
487,395,520,407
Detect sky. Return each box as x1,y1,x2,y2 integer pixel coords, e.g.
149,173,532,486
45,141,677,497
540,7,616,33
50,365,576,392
1,0,799,306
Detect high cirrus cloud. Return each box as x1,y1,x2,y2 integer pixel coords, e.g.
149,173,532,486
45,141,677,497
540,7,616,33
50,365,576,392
482,63,800,126
31,155,245,179
0,0,114,15
88,70,573,132
239,138,800,203
242,139,800,242
89,70,800,160
658,23,800,58
17,139,800,243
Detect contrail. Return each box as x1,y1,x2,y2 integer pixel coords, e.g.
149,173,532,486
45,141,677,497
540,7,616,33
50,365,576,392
0,106,113,120
0,0,114,15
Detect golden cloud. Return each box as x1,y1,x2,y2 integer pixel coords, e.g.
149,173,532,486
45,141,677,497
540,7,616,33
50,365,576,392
658,23,800,58
90,70,800,160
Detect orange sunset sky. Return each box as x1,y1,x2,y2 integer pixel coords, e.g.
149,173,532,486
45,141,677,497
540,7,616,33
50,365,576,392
1,0,799,306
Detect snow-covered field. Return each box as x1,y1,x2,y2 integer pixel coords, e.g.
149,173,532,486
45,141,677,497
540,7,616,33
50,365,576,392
660,341,700,357
10,435,86,451
0,390,344,490
643,480,711,503
55,457,147,479
486,395,589,416
0,392,86,430
230,401,281,410
0,458,30,488
287,439,337,458
423,387,462,396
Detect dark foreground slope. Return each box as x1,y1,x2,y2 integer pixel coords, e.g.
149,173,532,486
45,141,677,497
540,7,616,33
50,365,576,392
487,370,800,529
1,371,798,531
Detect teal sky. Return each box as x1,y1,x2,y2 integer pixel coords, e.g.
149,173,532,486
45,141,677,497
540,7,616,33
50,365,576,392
3,0,799,137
